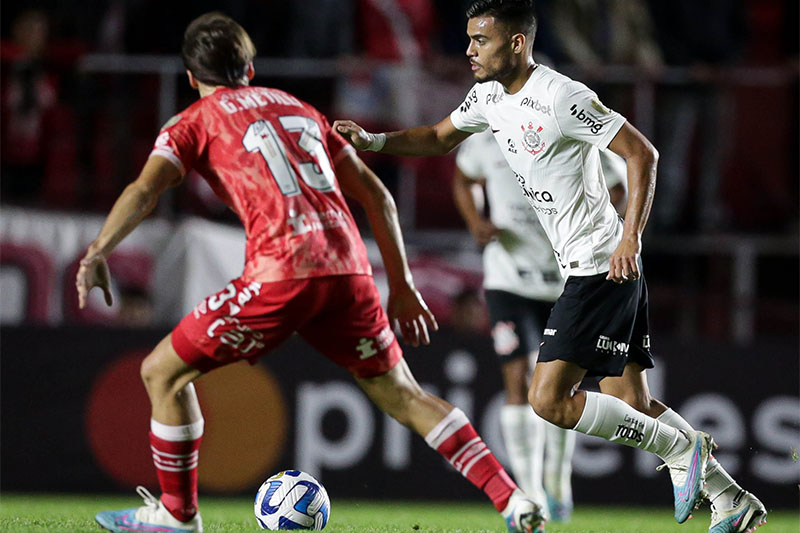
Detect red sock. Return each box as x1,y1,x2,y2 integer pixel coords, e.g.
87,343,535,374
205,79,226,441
149,421,203,522
425,408,517,511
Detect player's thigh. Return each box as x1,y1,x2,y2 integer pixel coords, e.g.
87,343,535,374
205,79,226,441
141,334,203,392
172,277,311,373
298,275,403,379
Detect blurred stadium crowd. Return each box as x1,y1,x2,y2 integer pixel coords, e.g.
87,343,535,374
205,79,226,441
1,0,798,335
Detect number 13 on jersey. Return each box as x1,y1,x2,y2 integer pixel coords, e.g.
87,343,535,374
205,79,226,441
242,116,336,196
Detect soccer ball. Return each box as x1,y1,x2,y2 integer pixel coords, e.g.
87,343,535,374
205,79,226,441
254,470,330,530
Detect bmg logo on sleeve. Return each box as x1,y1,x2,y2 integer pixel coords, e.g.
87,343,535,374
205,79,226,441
569,104,605,134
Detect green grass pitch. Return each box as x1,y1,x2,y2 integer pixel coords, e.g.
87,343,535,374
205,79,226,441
0,493,796,532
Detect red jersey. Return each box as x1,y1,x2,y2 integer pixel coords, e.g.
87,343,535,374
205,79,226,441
149,86,371,282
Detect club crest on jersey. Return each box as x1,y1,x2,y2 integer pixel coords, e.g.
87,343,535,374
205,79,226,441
521,122,545,155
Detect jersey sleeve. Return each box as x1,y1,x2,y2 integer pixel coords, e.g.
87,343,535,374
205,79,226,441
455,131,487,179
553,81,626,150
149,115,206,175
449,84,490,133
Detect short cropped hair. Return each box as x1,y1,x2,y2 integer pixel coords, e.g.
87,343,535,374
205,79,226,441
181,12,256,87
466,0,537,40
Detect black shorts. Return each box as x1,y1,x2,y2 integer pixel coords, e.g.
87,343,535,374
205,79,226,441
485,290,555,362
538,272,654,377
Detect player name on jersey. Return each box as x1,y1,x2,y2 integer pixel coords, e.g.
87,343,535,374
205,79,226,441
218,87,304,114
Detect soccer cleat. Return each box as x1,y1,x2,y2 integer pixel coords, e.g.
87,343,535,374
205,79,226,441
95,486,203,532
502,489,546,533
546,494,572,523
657,430,715,524
708,490,767,533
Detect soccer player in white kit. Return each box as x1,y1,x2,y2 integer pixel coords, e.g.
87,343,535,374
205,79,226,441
334,1,766,531
453,129,628,522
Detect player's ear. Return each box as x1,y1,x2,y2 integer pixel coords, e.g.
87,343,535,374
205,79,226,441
246,62,255,81
186,70,199,89
511,33,526,55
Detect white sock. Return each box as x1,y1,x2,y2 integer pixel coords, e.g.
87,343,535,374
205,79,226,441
544,421,575,506
150,418,205,441
573,392,689,458
657,408,739,507
500,405,548,513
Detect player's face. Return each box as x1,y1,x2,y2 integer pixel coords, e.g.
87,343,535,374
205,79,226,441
466,16,516,83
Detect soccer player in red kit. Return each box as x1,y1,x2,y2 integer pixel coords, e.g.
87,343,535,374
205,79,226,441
77,13,545,533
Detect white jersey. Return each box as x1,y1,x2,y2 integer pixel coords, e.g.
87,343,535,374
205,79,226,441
600,148,628,191
456,130,563,301
450,65,627,277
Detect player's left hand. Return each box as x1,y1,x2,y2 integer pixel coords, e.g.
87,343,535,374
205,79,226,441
388,284,439,347
606,236,641,284
76,250,113,308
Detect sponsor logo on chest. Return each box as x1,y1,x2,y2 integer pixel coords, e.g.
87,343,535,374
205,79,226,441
513,171,558,215
520,97,551,115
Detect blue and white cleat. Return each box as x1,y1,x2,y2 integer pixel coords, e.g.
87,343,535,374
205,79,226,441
95,486,203,532
502,489,546,533
709,490,767,533
546,494,572,523
657,430,715,524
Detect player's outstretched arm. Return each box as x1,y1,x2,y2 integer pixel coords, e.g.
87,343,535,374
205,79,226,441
76,156,182,308
606,121,659,284
333,116,471,157
336,151,438,347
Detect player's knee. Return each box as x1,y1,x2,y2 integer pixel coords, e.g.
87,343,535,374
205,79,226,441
140,353,158,391
140,349,177,400
140,355,165,401
528,386,560,424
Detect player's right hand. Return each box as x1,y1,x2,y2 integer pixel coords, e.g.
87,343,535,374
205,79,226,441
468,219,502,246
387,284,439,347
333,120,374,150
76,251,113,308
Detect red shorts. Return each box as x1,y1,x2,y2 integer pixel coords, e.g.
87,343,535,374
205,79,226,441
171,274,403,378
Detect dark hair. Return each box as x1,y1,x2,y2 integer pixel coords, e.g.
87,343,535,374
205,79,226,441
181,12,256,87
466,0,537,40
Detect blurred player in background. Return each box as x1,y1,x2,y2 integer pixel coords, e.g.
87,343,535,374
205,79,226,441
77,12,545,533
453,128,627,522
334,1,766,531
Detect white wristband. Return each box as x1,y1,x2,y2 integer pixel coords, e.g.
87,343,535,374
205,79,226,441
366,132,387,152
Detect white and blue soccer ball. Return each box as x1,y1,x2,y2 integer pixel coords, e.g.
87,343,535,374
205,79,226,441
254,470,330,530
